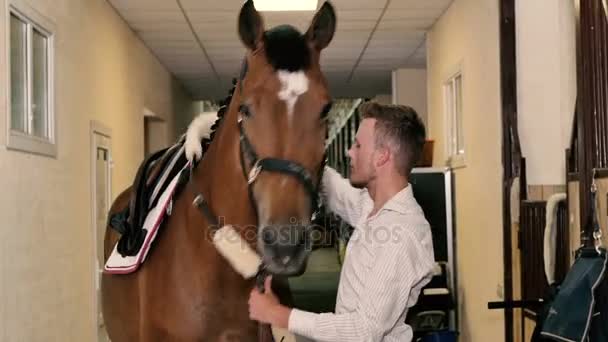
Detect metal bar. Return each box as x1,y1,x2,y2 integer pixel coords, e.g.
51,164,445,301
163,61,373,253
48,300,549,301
599,3,608,168
488,299,544,310
499,0,518,339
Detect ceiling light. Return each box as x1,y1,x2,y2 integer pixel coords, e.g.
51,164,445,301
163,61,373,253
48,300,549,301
253,0,318,11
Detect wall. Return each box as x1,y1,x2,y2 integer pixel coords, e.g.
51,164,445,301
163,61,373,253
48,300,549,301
391,68,428,126
516,0,577,186
427,0,504,340
0,0,195,340
144,116,169,157
372,94,392,105
513,1,576,338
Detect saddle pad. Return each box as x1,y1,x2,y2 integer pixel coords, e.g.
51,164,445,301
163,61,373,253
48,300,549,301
148,144,186,210
105,164,188,274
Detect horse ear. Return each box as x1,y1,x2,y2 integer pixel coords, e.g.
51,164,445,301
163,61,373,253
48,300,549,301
238,0,264,50
305,1,336,51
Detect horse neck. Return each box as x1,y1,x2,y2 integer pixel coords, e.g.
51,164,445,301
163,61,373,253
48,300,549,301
194,94,257,228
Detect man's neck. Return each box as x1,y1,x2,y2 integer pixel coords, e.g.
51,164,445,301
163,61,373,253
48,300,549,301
366,172,408,217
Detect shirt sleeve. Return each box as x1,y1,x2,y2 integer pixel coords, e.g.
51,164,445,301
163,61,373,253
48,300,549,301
288,227,435,342
321,166,366,227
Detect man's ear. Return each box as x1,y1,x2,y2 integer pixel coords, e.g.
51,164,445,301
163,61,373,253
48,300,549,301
375,146,391,167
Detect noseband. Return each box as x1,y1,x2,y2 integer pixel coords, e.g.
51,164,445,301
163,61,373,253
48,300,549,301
237,113,323,220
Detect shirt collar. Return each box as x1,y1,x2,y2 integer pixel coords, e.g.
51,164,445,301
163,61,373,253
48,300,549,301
380,184,414,215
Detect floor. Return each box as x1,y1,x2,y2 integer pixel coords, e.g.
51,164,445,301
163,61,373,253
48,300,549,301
288,247,342,342
288,247,342,313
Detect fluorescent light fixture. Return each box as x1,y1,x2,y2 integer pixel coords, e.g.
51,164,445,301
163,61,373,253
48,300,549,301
253,0,317,11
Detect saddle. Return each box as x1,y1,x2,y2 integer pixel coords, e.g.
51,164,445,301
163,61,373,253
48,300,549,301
109,135,190,257
109,78,232,258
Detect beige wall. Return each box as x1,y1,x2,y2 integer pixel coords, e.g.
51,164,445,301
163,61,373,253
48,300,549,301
372,94,392,105
0,0,195,340
427,0,504,340
516,0,576,185
391,68,428,126
174,84,204,138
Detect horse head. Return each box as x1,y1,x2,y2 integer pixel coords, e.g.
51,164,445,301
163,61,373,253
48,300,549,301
234,0,336,275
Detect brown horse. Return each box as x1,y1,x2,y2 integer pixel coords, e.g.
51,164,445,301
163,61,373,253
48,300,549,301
101,1,336,341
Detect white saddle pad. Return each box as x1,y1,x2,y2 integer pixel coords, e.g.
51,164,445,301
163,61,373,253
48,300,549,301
104,165,186,274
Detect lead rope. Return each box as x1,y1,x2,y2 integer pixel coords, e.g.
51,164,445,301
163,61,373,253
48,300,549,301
188,162,271,341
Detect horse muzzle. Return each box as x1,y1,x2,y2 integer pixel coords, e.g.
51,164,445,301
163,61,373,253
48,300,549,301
258,224,312,276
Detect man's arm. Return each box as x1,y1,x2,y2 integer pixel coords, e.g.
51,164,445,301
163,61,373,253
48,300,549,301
288,228,435,341
321,166,366,227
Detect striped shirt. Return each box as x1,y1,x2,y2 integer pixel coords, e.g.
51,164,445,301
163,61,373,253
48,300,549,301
288,167,435,342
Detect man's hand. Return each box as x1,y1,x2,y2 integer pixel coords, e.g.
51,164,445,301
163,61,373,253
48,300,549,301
248,276,291,329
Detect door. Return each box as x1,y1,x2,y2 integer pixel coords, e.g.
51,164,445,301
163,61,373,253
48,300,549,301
91,122,112,342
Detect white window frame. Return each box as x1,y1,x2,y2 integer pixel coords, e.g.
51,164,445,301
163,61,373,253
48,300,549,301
443,69,465,168
6,0,56,157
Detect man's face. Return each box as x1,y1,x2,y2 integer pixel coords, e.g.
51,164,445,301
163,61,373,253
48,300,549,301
347,118,378,188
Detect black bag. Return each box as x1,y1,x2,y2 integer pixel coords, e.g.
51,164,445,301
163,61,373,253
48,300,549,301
538,182,607,342
539,247,606,341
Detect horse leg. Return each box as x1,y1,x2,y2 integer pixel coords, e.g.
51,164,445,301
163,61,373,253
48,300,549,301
102,188,143,342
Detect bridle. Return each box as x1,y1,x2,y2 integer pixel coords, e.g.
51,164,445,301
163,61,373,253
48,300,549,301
191,57,327,257
237,113,324,221
236,58,325,219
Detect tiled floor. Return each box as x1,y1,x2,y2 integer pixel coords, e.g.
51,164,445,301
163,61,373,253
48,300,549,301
288,247,342,314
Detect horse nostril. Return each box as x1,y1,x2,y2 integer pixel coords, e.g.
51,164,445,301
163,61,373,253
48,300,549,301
262,229,275,245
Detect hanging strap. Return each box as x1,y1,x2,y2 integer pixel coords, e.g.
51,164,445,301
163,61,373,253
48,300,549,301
581,169,605,254
590,170,604,254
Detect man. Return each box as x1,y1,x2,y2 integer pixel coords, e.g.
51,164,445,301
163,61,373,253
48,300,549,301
249,102,435,342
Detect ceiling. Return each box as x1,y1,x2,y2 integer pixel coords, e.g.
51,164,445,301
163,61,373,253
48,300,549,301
108,0,452,100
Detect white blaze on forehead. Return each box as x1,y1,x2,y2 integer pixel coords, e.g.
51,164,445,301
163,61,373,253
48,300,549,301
277,70,308,118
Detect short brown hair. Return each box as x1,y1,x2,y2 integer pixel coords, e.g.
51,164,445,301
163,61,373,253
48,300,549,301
359,101,426,176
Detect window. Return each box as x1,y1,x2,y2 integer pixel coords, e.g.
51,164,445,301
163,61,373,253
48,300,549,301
8,2,55,157
443,72,464,167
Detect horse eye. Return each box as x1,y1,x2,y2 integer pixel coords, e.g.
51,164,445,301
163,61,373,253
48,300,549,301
320,102,333,120
239,104,252,117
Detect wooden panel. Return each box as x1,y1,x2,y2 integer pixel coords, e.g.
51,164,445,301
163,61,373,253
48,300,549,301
524,317,535,342
568,181,581,264
520,200,569,306
596,178,608,246
520,201,548,306
528,186,543,201
541,185,567,200
554,201,570,282
528,185,567,201
512,220,523,342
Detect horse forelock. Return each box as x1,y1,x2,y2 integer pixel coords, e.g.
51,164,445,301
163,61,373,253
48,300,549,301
263,25,310,72
190,25,317,153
